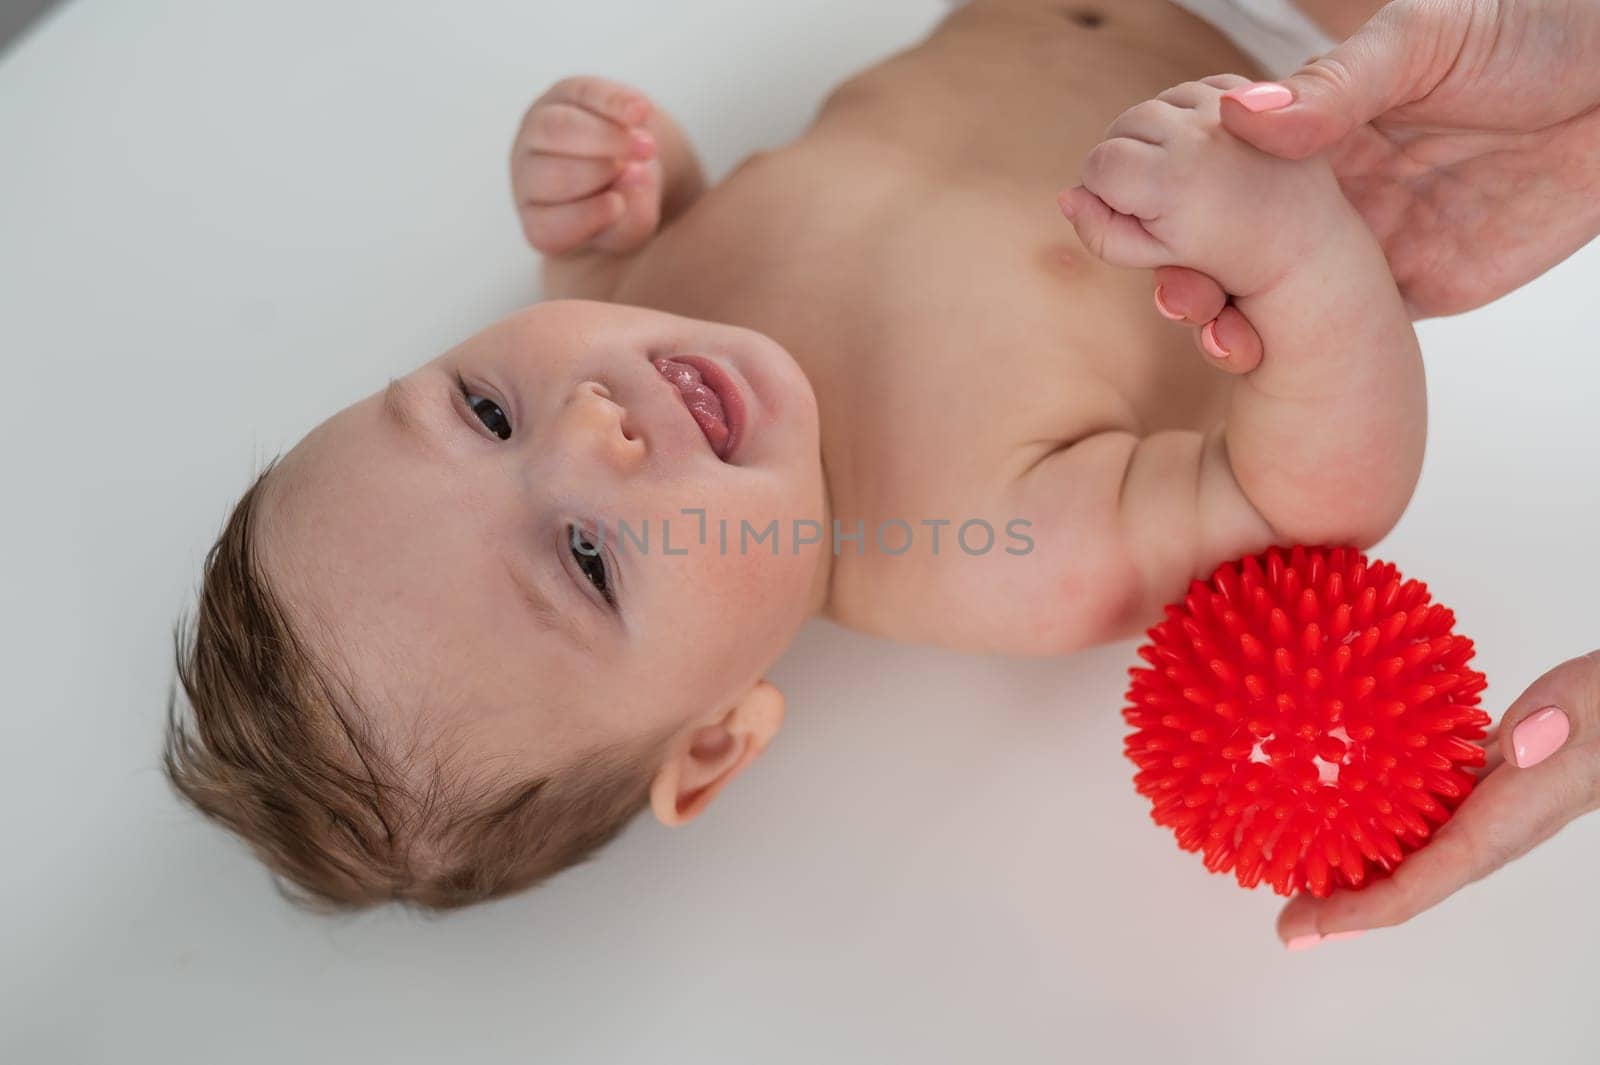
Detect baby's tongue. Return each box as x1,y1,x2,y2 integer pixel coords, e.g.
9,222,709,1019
654,358,729,455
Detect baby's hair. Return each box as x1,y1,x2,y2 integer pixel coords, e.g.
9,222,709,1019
164,460,654,910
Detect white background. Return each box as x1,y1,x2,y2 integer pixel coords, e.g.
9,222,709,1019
4,2,1598,1062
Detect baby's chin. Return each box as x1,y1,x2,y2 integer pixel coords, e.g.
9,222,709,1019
686,320,821,476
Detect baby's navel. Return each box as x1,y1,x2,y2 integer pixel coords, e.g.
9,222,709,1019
1058,7,1105,30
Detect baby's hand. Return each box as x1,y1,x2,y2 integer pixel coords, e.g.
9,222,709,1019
1060,75,1349,298
511,76,664,256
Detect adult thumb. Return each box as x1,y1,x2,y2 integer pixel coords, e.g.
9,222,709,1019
1499,651,1600,769
1219,0,1456,160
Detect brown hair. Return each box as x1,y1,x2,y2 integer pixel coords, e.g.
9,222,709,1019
164,461,654,910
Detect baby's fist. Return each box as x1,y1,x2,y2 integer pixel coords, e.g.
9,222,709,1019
1060,75,1344,297
511,76,664,256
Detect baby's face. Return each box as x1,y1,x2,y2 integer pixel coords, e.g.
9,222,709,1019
258,300,827,778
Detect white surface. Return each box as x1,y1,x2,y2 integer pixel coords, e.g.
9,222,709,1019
4,2,1600,1063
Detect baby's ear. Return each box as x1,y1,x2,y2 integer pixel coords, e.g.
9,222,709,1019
649,680,785,827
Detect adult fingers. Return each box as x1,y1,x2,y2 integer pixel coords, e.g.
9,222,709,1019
1151,269,1265,374
1276,739,1600,947
1500,651,1600,769
1153,266,1227,323
1218,0,1464,159
1192,305,1262,375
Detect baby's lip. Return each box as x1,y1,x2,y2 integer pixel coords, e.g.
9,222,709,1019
651,354,746,462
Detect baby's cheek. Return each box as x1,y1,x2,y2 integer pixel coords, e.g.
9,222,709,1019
720,538,814,640
654,468,824,658
648,558,803,702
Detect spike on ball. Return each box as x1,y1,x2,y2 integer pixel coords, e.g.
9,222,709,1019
1124,546,1490,898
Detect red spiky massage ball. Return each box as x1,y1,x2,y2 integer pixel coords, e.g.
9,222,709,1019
1124,546,1490,898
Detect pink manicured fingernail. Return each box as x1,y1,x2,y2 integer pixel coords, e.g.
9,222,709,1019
1324,930,1365,942
1285,934,1322,951
1512,706,1571,768
1223,82,1294,113
1154,286,1186,321
1201,320,1231,360
1057,191,1077,219
630,129,656,159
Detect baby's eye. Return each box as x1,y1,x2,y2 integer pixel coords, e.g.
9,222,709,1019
569,525,614,605
457,373,511,440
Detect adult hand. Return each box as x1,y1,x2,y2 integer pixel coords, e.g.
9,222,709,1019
1140,0,1600,370
1277,651,1600,949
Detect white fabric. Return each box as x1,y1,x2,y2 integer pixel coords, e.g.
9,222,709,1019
941,0,1337,77
1169,0,1335,76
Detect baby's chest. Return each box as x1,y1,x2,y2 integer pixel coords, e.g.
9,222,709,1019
811,0,1260,187
627,169,1224,455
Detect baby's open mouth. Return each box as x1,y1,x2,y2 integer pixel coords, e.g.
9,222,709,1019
652,355,744,461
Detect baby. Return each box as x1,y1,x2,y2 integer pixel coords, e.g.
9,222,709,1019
166,0,1420,908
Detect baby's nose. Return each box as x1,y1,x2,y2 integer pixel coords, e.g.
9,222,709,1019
568,381,644,471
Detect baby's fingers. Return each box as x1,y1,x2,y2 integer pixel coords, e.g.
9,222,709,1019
520,160,662,256
1058,185,1167,268
520,190,625,256
514,153,624,206
519,76,654,160
538,75,653,128
592,160,662,253
520,102,647,159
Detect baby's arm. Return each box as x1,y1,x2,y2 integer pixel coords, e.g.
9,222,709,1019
1029,76,1423,644
511,76,706,301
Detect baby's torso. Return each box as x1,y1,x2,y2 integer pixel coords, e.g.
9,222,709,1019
612,0,1265,648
